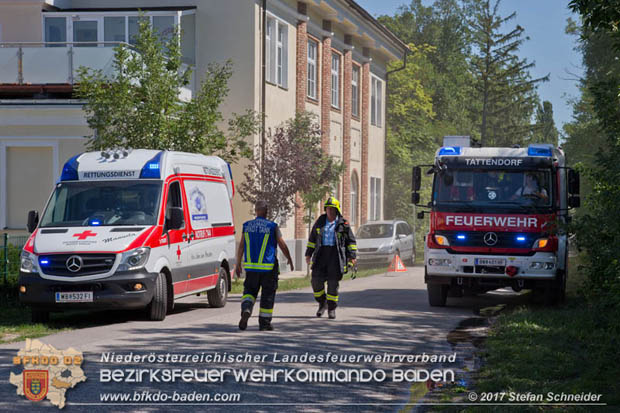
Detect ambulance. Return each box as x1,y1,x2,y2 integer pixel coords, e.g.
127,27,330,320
412,137,580,306
19,149,236,322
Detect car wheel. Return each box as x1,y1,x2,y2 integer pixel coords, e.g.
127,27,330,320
148,271,168,321
408,249,416,266
208,267,228,308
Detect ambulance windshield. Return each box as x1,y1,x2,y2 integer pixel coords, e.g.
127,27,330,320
40,180,162,227
433,169,553,211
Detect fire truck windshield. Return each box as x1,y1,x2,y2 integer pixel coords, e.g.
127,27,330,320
432,169,553,212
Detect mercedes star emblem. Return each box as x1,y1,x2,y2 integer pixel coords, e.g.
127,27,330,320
483,232,498,246
66,255,83,272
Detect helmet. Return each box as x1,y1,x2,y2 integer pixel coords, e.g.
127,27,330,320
324,197,341,215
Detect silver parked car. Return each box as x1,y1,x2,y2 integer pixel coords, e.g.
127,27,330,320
356,220,415,267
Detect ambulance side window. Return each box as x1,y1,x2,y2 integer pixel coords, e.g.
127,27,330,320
167,181,182,209
165,181,184,231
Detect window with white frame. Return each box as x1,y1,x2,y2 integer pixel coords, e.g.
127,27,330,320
371,76,383,127
43,14,177,47
370,177,382,221
352,65,360,117
331,53,340,108
266,16,288,88
307,39,318,99
351,173,359,227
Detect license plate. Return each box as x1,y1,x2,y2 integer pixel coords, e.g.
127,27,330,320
55,291,93,303
475,258,505,266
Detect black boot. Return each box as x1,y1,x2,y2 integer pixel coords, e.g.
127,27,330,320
316,302,328,317
238,310,251,331
259,319,274,331
328,309,336,319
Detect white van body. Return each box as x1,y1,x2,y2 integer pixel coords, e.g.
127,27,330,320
19,149,236,321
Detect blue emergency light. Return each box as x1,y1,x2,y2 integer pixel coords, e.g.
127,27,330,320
39,258,50,266
516,236,526,242
527,144,553,157
457,234,466,240
439,146,461,156
60,154,81,181
140,151,163,179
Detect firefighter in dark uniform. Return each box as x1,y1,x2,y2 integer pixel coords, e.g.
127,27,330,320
305,197,357,319
234,201,293,331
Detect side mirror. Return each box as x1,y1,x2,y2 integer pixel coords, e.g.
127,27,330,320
27,210,39,233
412,167,421,192
568,169,580,195
417,211,425,219
568,195,580,209
166,207,185,230
411,192,420,204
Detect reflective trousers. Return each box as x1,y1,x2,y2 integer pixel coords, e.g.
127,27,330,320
241,269,278,325
311,246,341,310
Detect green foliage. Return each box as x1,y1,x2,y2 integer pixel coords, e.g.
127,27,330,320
76,18,256,163
530,101,559,146
379,0,478,251
565,3,620,307
466,0,548,146
237,112,342,223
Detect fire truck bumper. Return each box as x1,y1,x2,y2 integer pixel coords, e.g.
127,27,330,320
424,249,557,279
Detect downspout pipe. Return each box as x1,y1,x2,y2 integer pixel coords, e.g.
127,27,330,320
384,49,408,220
261,0,267,189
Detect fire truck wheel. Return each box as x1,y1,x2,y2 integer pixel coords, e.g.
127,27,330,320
428,283,448,306
148,271,168,321
31,308,50,323
208,267,228,308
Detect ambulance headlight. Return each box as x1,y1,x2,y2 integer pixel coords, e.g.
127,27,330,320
20,251,38,274
118,247,150,271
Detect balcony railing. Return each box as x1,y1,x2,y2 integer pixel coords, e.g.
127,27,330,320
0,42,194,100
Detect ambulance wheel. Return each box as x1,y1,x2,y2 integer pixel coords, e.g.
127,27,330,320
208,267,228,308
427,283,448,307
31,308,49,323
148,271,168,321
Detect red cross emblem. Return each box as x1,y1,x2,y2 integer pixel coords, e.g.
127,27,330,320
73,230,97,240
176,245,181,260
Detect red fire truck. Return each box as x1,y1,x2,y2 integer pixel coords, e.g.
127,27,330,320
412,137,580,306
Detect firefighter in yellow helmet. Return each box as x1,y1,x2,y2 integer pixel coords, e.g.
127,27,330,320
305,197,357,319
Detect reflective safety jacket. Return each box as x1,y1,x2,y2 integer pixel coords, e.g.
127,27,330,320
305,214,357,275
242,217,278,273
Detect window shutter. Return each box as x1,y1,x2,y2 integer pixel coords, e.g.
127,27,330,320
281,24,288,88
377,80,383,127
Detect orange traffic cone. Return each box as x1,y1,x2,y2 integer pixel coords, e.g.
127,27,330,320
387,254,407,272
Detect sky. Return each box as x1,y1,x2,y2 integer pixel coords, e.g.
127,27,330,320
360,0,583,132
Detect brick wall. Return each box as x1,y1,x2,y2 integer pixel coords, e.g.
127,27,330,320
361,50,370,224
342,43,352,219
294,2,308,239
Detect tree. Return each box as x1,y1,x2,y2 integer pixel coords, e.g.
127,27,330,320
467,0,548,146
76,18,256,162
384,44,435,229
565,1,620,304
237,113,343,224
379,0,475,251
530,101,559,146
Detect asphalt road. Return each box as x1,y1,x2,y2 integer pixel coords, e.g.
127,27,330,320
0,265,529,412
